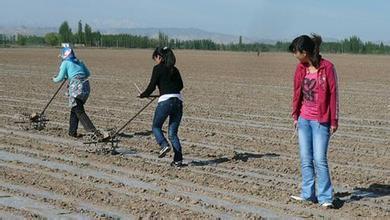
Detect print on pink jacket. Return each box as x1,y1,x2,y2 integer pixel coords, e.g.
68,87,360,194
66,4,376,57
292,58,339,127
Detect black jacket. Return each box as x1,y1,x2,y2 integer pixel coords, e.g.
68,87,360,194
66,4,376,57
140,63,183,98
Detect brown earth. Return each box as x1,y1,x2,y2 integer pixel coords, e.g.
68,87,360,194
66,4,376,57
0,48,389,219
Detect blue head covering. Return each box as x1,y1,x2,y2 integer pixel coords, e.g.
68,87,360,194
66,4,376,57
60,47,78,63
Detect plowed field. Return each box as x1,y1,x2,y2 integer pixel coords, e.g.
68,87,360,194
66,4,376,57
0,48,389,219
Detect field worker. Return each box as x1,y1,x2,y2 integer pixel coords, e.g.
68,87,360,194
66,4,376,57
53,46,106,140
139,47,185,168
289,34,339,208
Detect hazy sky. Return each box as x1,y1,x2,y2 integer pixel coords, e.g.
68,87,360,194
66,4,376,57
1,0,389,41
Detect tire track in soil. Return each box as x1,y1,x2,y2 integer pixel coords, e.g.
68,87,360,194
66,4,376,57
0,130,300,217
4,140,389,213
1,90,390,137
1,97,389,146
4,109,388,164
0,180,129,219
0,106,389,168
0,189,89,219
0,149,289,219
0,96,390,140
0,145,352,220
1,162,227,219
0,209,26,220
0,136,338,218
3,103,389,162
2,109,390,173
1,128,388,217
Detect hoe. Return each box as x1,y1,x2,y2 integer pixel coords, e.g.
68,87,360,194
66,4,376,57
14,80,66,130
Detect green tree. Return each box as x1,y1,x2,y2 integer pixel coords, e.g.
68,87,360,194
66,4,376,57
25,35,45,45
0,34,4,46
44,32,59,46
91,31,101,47
84,23,92,46
158,32,169,46
58,21,72,43
77,20,84,44
16,34,27,46
379,42,385,54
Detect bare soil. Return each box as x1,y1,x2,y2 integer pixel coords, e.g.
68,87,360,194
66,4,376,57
0,48,389,219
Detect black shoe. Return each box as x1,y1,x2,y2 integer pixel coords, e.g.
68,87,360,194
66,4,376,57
110,149,120,155
158,145,171,158
170,161,187,168
68,133,83,138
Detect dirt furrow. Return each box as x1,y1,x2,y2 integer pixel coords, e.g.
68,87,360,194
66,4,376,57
1,49,389,218
0,180,129,219
0,162,224,219
2,93,389,144
1,127,389,218
0,189,89,219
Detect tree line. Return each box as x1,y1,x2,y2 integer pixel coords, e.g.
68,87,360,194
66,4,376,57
1,20,390,55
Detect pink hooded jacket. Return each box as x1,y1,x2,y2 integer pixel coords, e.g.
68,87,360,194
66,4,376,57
292,58,339,127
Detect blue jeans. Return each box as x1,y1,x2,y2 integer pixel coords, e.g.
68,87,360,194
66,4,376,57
298,116,333,204
152,97,183,162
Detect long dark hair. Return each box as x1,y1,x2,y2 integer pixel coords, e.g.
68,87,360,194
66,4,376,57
288,34,322,68
152,47,176,74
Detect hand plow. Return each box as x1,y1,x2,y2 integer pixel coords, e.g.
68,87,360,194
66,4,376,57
83,95,158,155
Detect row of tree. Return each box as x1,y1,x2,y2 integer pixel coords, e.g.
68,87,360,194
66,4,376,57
1,21,390,55
45,21,100,46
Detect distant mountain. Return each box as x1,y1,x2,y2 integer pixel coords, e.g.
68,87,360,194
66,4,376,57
0,26,268,44
99,27,257,44
323,37,339,42
0,25,57,36
4,25,377,45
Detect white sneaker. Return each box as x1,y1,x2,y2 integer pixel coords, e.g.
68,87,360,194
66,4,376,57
158,145,171,158
320,202,333,208
290,195,305,201
290,195,318,203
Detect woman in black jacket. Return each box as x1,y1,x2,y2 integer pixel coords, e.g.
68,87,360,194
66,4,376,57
140,47,184,167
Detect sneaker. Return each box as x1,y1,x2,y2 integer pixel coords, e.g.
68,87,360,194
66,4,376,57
110,148,120,155
68,133,83,138
290,195,317,203
170,161,187,168
320,202,334,208
158,145,171,158
290,195,305,201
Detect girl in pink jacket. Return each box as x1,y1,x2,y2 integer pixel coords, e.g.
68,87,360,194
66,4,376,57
289,34,339,208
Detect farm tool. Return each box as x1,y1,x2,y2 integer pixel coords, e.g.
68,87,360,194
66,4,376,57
14,80,66,130
83,95,158,154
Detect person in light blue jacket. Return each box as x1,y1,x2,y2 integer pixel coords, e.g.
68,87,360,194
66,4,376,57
53,47,99,138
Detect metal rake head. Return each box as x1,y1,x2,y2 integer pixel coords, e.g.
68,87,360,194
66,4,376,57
14,112,49,130
83,129,120,154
